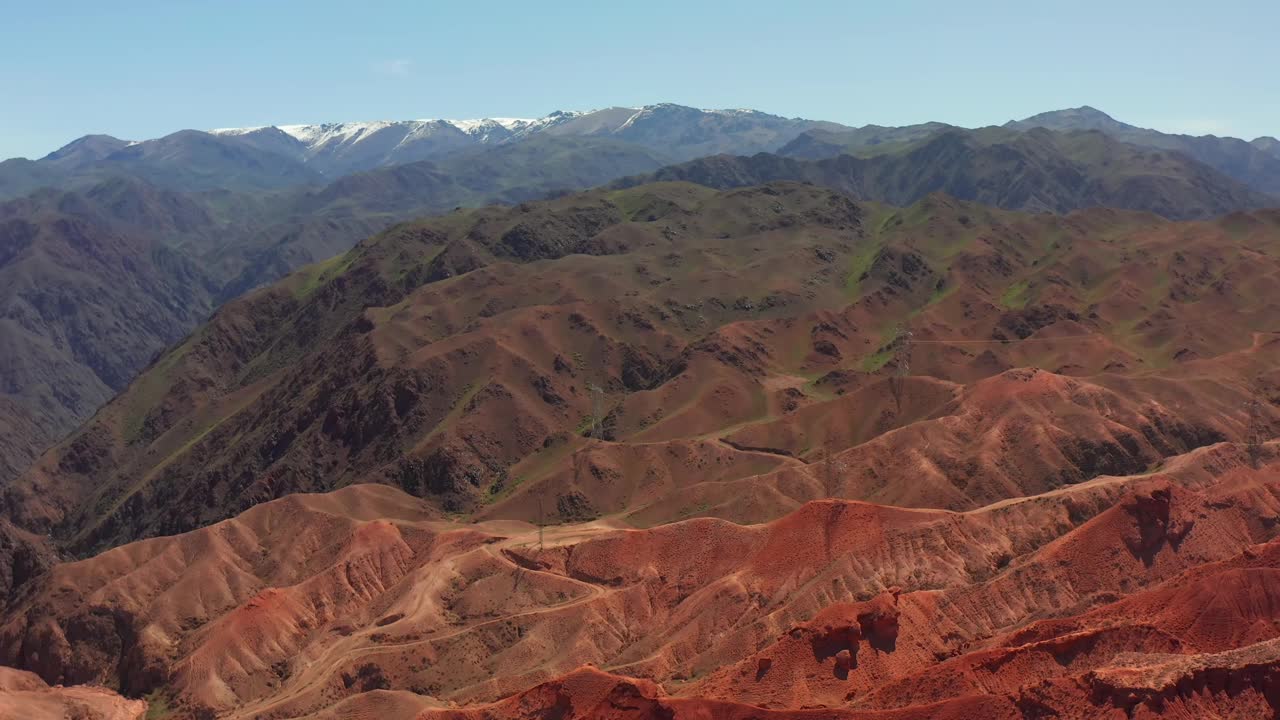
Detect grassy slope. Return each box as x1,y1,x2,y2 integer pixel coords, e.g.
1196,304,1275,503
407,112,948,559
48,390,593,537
6,181,1279,555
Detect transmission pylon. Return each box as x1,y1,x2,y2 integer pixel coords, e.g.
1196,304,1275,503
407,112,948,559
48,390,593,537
889,325,913,414
1245,380,1268,468
587,382,604,440
537,493,545,552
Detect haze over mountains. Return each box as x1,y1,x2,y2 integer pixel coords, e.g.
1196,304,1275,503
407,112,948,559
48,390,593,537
0,100,1279,719
625,127,1274,219
7,103,1279,198
1009,106,1280,194
780,105,1280,196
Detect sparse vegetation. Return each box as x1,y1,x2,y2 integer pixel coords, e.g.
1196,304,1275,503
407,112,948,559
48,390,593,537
144,690,173,720
1000,279,1031,309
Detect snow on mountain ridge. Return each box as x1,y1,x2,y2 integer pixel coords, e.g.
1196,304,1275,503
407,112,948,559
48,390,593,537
208,106,786,150
276,121,397,146
200,105,815,174
446,118,535,133
212,116,553,147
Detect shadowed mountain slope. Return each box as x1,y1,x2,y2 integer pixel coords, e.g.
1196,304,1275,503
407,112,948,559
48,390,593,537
4,181,1278,559
0,181,221,489
1006,106,1280,195
0,138,670,493
625,127,1275,219
778,106,1280,198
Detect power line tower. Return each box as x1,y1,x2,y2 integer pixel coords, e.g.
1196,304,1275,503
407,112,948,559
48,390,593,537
819,425,847,497
587,382,605,441
822,443,833,494
1245,380,1268,468
573,384,603,494
573,441,587,486
889,325,913,414
537,492,545,552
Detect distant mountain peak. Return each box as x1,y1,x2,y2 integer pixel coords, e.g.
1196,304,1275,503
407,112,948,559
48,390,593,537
1066,104,1112,117
43,133,128,152
39,134,132,170
1027,105,1114,119
1252,136,1280,158
1006,106,1136,133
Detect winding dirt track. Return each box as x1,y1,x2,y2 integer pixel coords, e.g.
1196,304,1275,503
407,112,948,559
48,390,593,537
232,521,618,719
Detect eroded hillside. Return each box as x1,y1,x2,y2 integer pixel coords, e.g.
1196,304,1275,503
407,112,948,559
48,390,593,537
7,183,1278,557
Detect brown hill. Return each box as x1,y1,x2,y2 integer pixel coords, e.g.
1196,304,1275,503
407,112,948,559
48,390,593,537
0,443,1276,718
2,181,1280,718
0,138,671,498
5,183,1279,559
0,667,145,720
3,122,1274,520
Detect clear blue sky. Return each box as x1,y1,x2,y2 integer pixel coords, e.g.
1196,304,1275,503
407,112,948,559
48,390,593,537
2,0,1276,159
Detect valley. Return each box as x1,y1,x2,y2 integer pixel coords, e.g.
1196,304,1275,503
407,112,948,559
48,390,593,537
1,97,1278,719
3,104,1278,498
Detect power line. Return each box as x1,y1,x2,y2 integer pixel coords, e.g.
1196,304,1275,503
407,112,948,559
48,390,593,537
902,324,1279,346
906,333,1103,345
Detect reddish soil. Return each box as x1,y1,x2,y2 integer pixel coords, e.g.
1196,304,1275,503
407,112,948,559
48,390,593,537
0,666,146,720
7,187,1279,556
2,186,1280,718
0,442,1276,718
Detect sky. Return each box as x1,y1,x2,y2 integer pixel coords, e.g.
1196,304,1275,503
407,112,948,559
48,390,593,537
2,0,1277,159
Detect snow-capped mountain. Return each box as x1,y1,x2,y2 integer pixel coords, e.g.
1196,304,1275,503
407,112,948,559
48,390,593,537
2,104,845,198
210,105,840,175
213,114,562,147
210,113,580,175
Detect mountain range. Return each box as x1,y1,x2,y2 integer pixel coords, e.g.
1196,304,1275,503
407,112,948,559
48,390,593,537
779,106,1280,196
1,99,1280,719
10,177,1279,550
8,103,1278,200
0,136,674,489
0,104,1275,500
1,177,1278,718
212,104,839,175
0,105,837,199
624,126,1274,219
1008,106,1280,194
